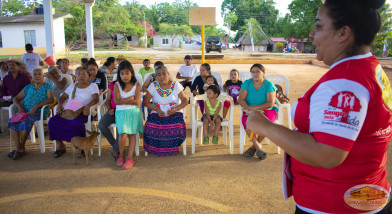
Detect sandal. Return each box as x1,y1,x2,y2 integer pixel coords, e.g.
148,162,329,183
212,136,219,144
122,159,135,170
12,151,25,160
256,149,268,160
53,149,66,158
203,137,209,145
116,157,125,167
243,147,256,157
8,150,16,158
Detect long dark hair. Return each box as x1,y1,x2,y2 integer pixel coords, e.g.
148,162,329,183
250,63,265,73
117,60,136,90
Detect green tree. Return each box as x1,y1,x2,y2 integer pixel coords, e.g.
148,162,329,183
286,0,322,38
159,23,193,47
205,25,226,38
52,0,86,44
372,3,392,57
239,18,269,45
224,12,237,38
1,0,32,16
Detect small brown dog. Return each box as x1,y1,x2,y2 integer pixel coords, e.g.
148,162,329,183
70,130,100,165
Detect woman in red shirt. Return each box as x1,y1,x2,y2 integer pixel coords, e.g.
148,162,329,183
246,0,392,213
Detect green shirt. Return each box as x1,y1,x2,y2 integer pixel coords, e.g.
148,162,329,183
139,67,154,80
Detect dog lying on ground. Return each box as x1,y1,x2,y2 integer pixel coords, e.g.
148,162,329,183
70,130,100,165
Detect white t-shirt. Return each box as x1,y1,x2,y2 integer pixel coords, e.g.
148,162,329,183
115,81,138,111
147,80,184,114
177,64,198,82
64,69,75,76
64,83,99,106
21,52,43,74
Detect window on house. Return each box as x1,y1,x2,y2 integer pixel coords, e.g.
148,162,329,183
162,38,169,45
0,32,2,48
127,36,132,41
24,30,36,46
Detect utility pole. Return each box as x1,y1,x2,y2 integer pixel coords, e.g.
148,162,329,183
143,11,147,49
249,21,254,51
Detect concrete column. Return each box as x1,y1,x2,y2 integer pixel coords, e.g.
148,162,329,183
43,0,55,58
85,3,94,58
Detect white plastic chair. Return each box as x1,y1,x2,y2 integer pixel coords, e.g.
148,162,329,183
9,104,51,153
265,75,292,130
1,106,10,133
96,75,143,156
143,97,187,156
191,94,234,154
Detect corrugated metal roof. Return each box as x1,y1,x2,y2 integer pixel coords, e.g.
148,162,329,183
0,14,71,24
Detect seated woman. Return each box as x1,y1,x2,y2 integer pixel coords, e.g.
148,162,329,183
87,58,107,95
238,63,278,160
45,66,72,100
143,66,188,156
8,68,54,160
99,57,117,83
48,66,99,158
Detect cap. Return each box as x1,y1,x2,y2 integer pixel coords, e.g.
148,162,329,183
116,55,127,61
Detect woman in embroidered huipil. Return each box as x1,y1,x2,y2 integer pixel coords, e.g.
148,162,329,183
142,66,188,156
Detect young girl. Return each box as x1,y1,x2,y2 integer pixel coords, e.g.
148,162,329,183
223,69,242,118
203,75,216,91
114,60,143,170
202,85,222,145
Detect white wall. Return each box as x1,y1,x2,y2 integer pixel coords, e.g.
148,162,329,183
0,18,66,55
153,34,201,50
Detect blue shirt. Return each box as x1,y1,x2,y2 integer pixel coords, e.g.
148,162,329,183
241,78,277,111
22,83,52,117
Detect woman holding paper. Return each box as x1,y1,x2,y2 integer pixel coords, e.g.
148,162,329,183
245,0,392,213
143,66,188,156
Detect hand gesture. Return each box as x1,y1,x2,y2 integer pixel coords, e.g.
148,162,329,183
167,108,176,116
28,106,37,116
108,109,115,116
83,106,90,116
210,121,215,130
157,109,166,117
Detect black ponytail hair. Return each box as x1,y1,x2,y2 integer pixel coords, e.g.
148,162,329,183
103,57,115,67
87,58,99,68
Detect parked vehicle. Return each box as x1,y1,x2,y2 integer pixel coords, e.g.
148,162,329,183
206,36,222,53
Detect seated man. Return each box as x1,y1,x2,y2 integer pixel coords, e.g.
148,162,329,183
45,66,73,100
0,59,31,107
176,55,198,90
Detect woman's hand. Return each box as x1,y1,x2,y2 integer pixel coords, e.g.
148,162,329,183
28,105,37,116
83,106,90,116
167,107,177,116
108,109,115,116
157,109,166,117
18,106,26,114
244,109,270,136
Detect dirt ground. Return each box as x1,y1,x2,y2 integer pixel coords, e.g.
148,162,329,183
0,59,391,213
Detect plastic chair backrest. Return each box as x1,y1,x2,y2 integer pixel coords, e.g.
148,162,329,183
135,73,143,86
265,75,289,97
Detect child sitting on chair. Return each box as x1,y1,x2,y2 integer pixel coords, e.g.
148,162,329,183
223,69,242,118
202,85,222,145
203,75,216,92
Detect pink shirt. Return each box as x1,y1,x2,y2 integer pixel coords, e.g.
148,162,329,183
108,81,116,109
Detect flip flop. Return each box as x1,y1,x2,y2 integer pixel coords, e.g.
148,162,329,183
12,151,25,160
8,150,16,158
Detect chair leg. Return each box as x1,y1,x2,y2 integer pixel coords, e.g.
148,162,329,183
229,125,234,154
191,125,197,154
222,126,227,145
1,109,4,133
98,133,102,156
182,139,186,155
30,125,36,143
145,151,148,156
198,126,203,145
239,126,245,154
9,134,13,152
135,134,140,156
37,121,45,153
287,106,292,130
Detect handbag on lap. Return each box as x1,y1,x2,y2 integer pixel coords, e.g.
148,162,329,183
9,112,29,123
59,84,85,120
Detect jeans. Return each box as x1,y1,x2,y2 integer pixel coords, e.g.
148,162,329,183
98,111,118,153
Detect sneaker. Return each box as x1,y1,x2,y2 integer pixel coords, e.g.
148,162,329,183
212,136,219,144
203,137,209,145
256,149,268,160
243,147,256,157
122,159,135,170
116,157,125,167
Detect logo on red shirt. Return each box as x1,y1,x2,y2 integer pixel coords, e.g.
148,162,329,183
324,91,362,126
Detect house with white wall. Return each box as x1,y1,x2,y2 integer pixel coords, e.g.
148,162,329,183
153,34,201,50
0,14,70,56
